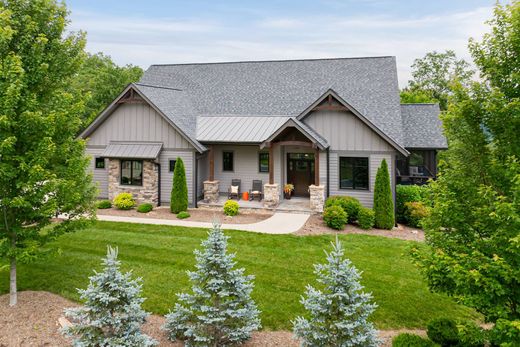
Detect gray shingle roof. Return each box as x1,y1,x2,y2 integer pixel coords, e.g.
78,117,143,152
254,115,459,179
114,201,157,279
102,141,163,159
401,104,447,149
139,57,405,147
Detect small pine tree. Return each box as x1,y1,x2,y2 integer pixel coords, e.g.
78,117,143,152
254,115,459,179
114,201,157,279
170,157,188,213
164,222,261,346
293,237,380,347
62,246,157,347
373,159,394,229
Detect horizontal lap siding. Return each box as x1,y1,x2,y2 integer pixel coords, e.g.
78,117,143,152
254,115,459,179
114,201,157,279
328,152,394,208
159,150,194,206
85,147,109,199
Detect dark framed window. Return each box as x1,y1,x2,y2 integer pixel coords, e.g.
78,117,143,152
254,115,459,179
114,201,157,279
223,151,234,171
95,157,105,169
120,160,143,186
339,157,369,190
169,159,176,172
259,152,269,173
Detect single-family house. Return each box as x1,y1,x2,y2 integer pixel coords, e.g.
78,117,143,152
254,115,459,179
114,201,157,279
80,57,446,212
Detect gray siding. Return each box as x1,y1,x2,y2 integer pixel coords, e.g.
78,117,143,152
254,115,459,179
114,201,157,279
304,110,394,152
87,103,193,149
85,147,109,199
328,151,394,208
159,150,194,206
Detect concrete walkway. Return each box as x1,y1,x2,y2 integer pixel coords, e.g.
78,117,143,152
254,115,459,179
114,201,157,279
97,212,310,234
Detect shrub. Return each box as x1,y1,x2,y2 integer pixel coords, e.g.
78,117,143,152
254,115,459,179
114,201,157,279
427,318,460,346
323,205,348,230
392,333,436,347
96,200,112,209
223,200,239,216
373,159,394,229
325,196,362,223
164,222,261,346
358,207,375,230
456,320,487,347
396,185,432,224
113,192,136,210
177,211,190,219
62,246,157,346
489,319,520,347
137,203,153,213
170,157,188,214
404,201,430,228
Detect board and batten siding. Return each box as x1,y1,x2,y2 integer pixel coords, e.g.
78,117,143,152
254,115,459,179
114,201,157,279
85,147,109,199
87,103,193,149
197,152,208,199
159,150,194,206
304,110,394,152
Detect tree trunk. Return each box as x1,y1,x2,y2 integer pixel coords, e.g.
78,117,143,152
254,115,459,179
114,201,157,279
9,256,16,306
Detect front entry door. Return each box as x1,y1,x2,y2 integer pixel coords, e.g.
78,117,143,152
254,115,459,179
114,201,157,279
287,153,315,197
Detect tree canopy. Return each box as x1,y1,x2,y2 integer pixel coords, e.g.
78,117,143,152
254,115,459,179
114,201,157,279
0,0,96,306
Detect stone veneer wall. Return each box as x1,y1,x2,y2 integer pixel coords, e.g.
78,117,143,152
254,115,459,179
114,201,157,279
309,185,325,213
108,159,159,205
263,183,280,208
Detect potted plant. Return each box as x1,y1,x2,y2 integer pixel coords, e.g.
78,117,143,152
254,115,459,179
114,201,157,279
284,183,294,199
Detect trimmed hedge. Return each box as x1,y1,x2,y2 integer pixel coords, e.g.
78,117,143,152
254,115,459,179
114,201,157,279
177,211,190,219
170,157,188,214
392,333,436,347
96,200,112,209
223,200,239,216
373,159,394,229
113,193,135,210
427,318,460,346
357,207,375,230
137,203,153,213
323,205,348,230
324,196,362,223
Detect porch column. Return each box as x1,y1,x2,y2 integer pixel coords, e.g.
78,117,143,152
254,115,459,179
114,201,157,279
264,142,279,208
314,147,319,186
269,143,274,184
208,145,214,181
203,145,219,203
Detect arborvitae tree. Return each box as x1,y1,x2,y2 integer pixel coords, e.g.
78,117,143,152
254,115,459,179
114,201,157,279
164,222,261,346
170,157,188,213
63,246,157,347
373,159,394,229
293,237,380,347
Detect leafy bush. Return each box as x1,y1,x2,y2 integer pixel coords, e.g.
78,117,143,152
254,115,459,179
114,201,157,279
489,319,520,347
373,159,394,229
404,201,430,228
323,205,348,230
170,157,188,213
177,211,190,219
357,208,375,230
325,196,362,223
392,333,436,347
137,203,153,213
113,193,136,210
96,200,112,209
223,200,239,216
396,185,432,224
456,320,487,347
427,318,460,346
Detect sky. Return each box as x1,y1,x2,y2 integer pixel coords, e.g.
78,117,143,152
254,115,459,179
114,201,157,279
66,0,498,86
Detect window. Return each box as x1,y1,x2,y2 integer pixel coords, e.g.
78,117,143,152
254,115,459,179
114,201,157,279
120,160,143,186
223,151,233,171
259,152,269,172
339,157,369,190
169,159,176,172
95,157,105,169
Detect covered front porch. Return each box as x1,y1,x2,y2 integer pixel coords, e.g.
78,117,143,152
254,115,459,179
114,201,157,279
198,195,313,213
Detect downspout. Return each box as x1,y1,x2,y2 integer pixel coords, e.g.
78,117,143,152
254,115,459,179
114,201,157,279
326,147,330,198
156,163,161,207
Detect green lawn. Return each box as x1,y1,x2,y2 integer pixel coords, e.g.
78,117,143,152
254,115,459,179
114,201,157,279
0,221,479,330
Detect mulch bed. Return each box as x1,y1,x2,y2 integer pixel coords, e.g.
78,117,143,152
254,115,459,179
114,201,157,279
1,291,417,346
97,206,273,225
296,214,425,242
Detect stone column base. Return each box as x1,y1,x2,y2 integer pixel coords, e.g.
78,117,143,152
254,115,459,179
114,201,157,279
263,183,280,208
309,185,325,213
203,180,220,203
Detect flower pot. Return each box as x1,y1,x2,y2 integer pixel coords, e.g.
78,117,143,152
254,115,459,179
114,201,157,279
284,192,292,200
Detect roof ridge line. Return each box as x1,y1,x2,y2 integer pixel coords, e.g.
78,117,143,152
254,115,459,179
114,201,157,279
134,82,183,91
400,103,438,106
148,56,395,67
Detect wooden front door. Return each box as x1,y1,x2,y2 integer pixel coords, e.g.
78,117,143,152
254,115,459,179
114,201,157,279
287,153,315,197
